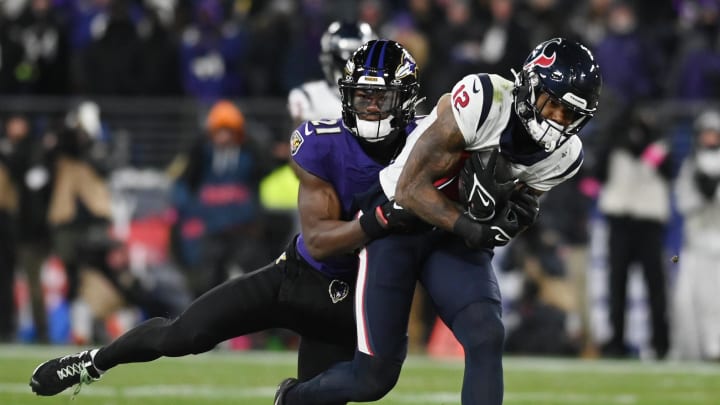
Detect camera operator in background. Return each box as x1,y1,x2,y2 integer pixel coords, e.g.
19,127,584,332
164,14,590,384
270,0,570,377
48,101,114,312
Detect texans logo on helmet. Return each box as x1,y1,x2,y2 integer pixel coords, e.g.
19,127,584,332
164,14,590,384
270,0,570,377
524,38,561,69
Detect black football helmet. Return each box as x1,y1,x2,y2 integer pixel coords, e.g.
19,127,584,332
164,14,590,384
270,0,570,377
319,21,377,88
339,39,420,142
513,38,602,151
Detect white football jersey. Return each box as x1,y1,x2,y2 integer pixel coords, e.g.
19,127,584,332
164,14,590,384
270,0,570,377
380,73,584,198
287,80,342,122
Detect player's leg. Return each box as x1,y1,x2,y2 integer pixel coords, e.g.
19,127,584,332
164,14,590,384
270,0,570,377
30,245,292,396
297,337,355,382
283,233,422,404
95,257,293,368
421,232,504,405
286,253,357,381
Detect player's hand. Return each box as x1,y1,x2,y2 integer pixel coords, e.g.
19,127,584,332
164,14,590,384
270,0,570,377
486,203,524,246
453,204,524,249
376,199,431,234
509,188,540,228
460,148,516,221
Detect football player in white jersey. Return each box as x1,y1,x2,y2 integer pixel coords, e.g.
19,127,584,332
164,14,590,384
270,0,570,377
277,38,601,405
287,21,376,126
387,37,600,243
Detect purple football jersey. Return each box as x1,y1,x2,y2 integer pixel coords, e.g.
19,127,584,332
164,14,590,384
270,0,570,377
291,119,384,279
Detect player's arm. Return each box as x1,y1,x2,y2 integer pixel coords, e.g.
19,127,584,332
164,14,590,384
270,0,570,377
394,94,466,231
290,159,369,260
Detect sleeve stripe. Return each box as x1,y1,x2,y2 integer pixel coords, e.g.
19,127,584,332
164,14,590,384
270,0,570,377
550,149,584,180
475,74,494,132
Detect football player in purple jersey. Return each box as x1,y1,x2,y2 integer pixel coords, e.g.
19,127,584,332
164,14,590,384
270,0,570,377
277,38,601,405
29,40,423,398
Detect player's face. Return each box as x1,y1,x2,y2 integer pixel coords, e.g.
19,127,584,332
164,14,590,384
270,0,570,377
353,89,395,121
535,92,578,128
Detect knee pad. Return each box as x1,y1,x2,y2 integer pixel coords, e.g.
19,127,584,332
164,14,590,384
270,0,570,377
452,301,505,357
352,353,403,402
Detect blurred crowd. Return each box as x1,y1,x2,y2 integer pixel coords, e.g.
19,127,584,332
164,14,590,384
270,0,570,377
0,0,717,104
1,0,720,362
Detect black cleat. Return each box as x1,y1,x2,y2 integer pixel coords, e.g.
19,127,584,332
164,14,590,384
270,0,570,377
274,378,299,405
30,350,101,396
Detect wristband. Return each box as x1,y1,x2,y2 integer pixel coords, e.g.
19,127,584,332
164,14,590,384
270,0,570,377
359,211,388,240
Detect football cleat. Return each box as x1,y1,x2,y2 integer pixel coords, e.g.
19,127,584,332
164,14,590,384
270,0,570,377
273,377,299,405
30,349,101,397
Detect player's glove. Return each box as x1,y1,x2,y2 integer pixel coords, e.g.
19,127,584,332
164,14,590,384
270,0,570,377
460,148,516,221
509,187,540,228
453,206,520,249
359,199,430,239
453,190,539,249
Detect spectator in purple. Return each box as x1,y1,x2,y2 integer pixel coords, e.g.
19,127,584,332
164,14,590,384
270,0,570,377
178,0,250,101
669,0,720,100
593,2,665,106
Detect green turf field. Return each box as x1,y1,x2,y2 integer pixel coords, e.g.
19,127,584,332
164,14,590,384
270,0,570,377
2,345,718,404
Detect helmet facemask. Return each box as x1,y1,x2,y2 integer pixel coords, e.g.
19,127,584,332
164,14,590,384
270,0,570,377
341,84,411,141
339,40,420,144
513,68,594,152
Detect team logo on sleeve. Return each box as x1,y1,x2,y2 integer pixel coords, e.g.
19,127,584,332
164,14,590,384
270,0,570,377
290,130,304,156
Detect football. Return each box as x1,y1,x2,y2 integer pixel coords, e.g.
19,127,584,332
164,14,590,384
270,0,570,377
478,149,515,183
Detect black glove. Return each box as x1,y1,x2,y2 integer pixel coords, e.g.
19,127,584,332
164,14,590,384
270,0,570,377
359,199,430,239
460,148,516,221
376,199,431,233
694,170,719,200
509,187,540,228
453,204,523,249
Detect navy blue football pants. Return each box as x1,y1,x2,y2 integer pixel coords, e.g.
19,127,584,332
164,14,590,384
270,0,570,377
286,228,505,405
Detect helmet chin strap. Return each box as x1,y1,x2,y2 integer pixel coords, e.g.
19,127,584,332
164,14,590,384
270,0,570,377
355,115,394,141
